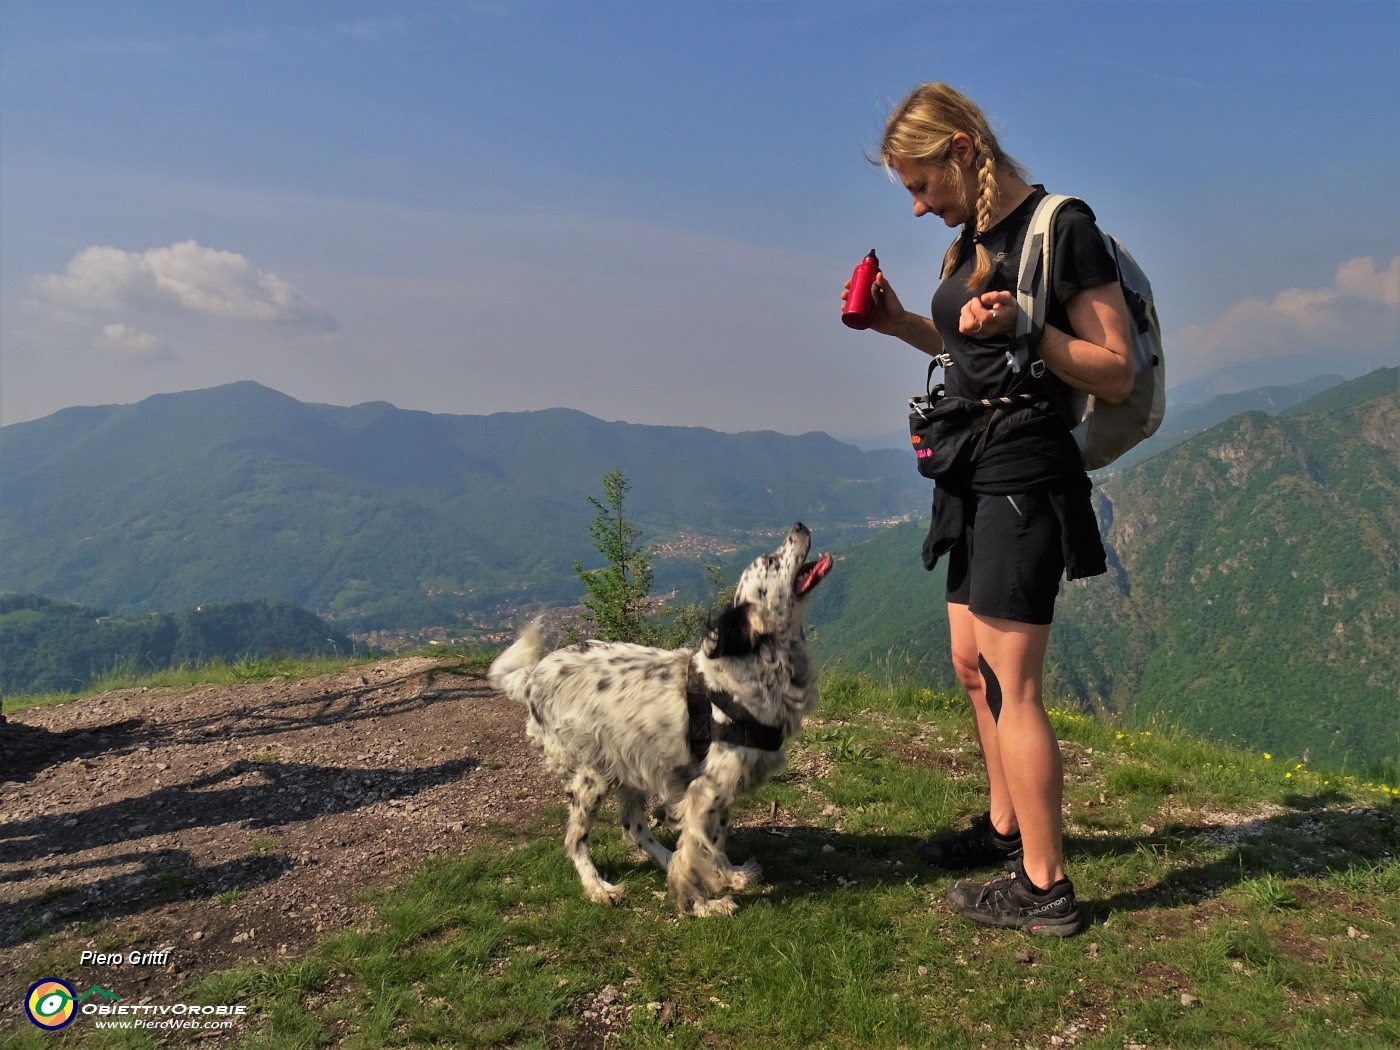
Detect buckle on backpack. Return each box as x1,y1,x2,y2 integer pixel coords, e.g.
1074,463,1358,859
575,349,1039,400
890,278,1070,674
1030,359,1046,379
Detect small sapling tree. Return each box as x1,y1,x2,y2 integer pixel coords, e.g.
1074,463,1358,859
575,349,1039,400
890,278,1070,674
572,470,729,647
574,468,656,644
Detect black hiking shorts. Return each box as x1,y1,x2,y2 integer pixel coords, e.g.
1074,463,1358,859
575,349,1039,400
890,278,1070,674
945,489,1065,625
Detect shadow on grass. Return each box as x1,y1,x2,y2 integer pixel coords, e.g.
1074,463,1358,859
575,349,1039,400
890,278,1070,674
1080,803,1398,918
540,801,1397,919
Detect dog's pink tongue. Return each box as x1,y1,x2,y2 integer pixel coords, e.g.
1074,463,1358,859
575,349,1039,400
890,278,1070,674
797,553,833,595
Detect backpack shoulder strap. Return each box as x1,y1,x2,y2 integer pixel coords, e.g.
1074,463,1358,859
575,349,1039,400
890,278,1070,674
1010,193,1077,375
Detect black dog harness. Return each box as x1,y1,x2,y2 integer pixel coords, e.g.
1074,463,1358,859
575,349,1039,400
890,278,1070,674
685,659,785,764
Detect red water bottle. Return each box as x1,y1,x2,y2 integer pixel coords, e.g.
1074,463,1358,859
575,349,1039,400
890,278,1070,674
842,249,880,329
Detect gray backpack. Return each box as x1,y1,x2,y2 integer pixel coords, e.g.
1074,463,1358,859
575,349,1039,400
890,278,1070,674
1011,194,1166,470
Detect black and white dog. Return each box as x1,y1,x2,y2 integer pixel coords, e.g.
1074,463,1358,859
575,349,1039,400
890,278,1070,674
489,523,832,916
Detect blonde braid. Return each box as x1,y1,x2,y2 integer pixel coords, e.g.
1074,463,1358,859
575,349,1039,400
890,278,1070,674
938,148,999,286
967,145,1000,290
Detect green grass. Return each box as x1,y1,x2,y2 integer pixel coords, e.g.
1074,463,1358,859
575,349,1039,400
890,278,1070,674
3,655,361,715
2,647,497,716
5,671,1397,1049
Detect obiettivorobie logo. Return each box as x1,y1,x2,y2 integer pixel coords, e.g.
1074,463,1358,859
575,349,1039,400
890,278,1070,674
24,976,246,1032
25,979,121,1030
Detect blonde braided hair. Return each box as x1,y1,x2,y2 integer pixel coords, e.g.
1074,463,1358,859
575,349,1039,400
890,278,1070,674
879,83,1026,290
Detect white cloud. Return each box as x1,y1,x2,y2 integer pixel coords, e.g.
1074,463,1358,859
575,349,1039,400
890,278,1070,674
29,241,336,330
1172,256,1400,379
1335,256,1400,307
94,322,172,360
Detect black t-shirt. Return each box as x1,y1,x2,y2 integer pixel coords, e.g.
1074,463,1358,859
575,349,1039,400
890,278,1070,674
929,186,1119,492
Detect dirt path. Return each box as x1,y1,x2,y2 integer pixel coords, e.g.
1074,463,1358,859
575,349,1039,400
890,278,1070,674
0,657,557,1031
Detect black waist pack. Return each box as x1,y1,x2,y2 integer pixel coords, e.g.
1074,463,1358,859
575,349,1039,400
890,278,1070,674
908,384,991,481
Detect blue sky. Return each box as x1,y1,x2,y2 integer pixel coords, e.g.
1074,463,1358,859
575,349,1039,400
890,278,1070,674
2,0,1396,440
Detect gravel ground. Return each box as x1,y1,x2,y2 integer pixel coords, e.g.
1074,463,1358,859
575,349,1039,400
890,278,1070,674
1,657,557,1037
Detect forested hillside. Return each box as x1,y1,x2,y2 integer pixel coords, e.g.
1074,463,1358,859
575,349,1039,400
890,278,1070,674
1059,368,1398,768
0,382,924,631
0,594,353,695
813,369,1399,770
1106,373,1347,472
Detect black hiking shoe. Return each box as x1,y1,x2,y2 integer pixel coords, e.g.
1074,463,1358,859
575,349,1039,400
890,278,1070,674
915,812,1023,870
946,859,1083,937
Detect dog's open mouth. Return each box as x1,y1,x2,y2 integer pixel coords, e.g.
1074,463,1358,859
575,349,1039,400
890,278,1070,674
795,552,833,597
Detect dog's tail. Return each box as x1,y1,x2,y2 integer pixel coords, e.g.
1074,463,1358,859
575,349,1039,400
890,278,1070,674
488,617,546,703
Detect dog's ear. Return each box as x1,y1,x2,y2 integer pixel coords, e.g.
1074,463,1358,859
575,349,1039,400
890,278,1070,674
705,602,769,658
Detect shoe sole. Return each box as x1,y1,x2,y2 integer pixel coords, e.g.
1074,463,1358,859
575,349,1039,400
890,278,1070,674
1027,916,1083,937
952,906,1084,937
946,886,1084,937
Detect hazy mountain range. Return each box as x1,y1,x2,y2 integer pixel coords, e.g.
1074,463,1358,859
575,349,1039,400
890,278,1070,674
0,381,927,631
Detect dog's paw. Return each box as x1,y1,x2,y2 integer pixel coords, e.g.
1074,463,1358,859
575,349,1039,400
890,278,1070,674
584,881,625,906
691,895,739,918
725,860,762,891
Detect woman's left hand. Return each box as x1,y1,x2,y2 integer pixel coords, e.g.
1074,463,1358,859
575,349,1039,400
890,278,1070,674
959,291,1016,340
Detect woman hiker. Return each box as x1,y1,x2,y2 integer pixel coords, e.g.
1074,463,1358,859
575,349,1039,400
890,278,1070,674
843,82,1133,936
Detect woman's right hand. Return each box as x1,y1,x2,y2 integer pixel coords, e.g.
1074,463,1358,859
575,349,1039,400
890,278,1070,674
842,272,945,357
841,272,906,335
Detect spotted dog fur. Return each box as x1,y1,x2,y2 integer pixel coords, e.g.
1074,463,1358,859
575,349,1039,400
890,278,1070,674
489,523,832,916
